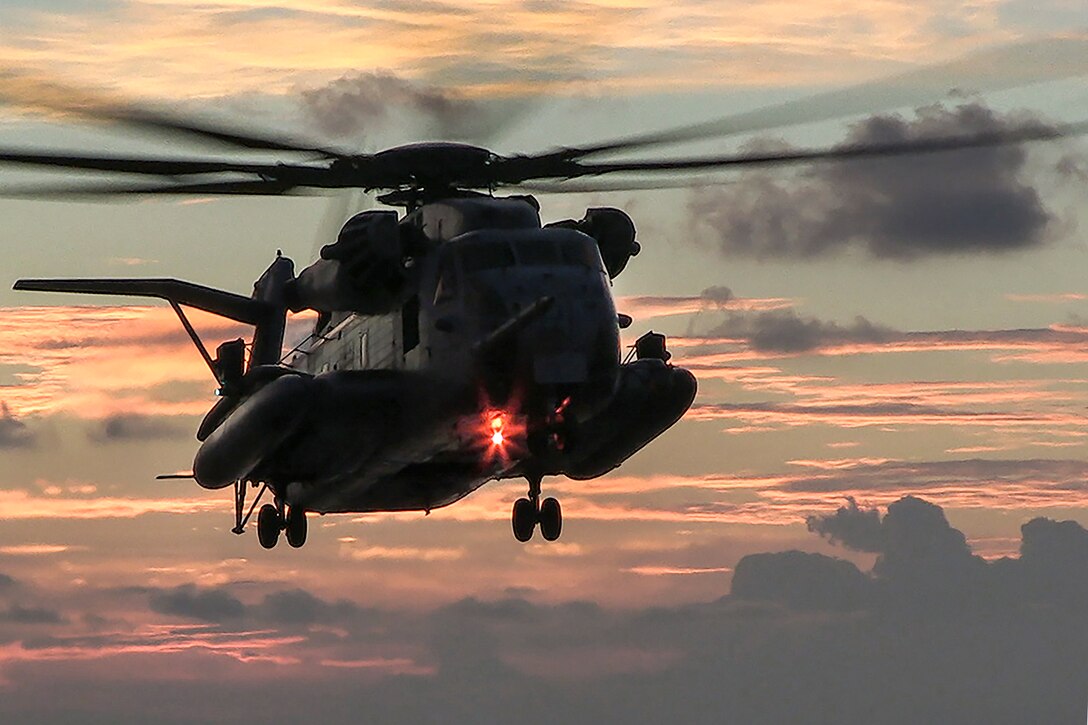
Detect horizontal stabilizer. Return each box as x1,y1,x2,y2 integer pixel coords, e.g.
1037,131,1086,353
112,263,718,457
14,278,271,324
156,472,195,480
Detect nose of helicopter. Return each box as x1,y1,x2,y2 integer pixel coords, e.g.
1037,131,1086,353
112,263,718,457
502,267,620,388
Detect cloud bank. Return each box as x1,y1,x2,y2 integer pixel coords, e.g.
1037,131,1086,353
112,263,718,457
0,496,1083,724
691,103,1068,260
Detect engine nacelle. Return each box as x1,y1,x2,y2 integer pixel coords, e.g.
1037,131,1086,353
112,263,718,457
547,208,640,279
563,358,696,480
287,210,406,314
194,372,313,489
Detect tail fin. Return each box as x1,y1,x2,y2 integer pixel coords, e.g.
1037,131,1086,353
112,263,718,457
13,278,271,324
15,254,295,372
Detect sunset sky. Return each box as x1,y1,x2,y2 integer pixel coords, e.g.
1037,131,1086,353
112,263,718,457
1,2,1087,722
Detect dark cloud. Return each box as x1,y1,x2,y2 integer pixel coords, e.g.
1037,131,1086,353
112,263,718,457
699,285,734,305
0,402,34,449
708,309,896,352
691,103,1061,260
805,497,884,552
88,414,190,443
299,73,527,143
259,588,324,625
1017,516,1088,605
259,588,365,626
730,550,871,611
873,495,982,587
0,605,64,624
148,585,245,622
0,573,14,589
759,495,1088,617
3,516,1088,725
688,314,1088,356
1056,154,1088,183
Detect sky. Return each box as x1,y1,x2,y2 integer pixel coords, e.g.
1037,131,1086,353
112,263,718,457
1,2,1088,723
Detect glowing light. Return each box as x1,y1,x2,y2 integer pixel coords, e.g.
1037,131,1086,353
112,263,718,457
490,415,506,446
476,408,527,466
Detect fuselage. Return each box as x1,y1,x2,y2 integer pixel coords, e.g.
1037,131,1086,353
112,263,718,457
187,195,695,517
272,223,621,513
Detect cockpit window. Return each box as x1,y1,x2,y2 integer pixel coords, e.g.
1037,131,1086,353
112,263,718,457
456,234,603,273
513,239,560,266
460,242,515,273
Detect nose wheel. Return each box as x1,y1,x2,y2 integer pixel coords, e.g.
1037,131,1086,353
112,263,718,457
511,475,562,542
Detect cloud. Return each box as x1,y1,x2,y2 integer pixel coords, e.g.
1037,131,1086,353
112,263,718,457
869,495,985,601
690,103,1063,260
297,71,536,143
707,310,895,353
730,550,871,610
783,495,1083,611
805,497,884,552
88,413,191,442
0,508,1084,723
691,400,1085,430
698,286,735,305
0,400,33,446
676,320,1088,362
148,585,245,623
0,306,237,419
1017,516,1088,605
259,588,363,626
0,545,80,556
0,489,223,520
0,605,64,625
616,291,792,321
0,402,34,449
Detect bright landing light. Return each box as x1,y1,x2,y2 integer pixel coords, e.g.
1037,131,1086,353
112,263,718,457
489,415,506,446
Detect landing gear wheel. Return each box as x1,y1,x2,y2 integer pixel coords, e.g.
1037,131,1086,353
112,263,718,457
539,497,562,541
512,498,536,542
285,506,307,548
257,503,281,549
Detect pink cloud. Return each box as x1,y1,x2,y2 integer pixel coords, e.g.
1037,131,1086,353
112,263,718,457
616,294,793,320
0,489,222,520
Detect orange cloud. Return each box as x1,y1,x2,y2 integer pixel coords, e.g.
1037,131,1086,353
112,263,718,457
624,565,733,576
1005,293,1088,303
616,294,793,320
0,305,311,419
0,489,222,520
0,0,1036,100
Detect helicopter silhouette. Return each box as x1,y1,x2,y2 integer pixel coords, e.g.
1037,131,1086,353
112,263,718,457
3,49,1085,548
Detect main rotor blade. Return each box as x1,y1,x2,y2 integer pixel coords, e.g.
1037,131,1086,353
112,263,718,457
0,179,315,199
0,72,346,157
0,149,309,176
539,35,1088,160
511,177,734,194
545,119,1088,179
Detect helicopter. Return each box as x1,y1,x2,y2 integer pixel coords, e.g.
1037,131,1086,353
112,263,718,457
2,56,1085,549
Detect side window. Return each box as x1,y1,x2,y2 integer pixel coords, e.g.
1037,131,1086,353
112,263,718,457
359,331,369,369
402,296,420,353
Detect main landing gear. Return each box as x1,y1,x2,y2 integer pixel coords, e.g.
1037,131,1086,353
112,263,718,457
232,479,308,549
512,473,562,543
256,502,308,549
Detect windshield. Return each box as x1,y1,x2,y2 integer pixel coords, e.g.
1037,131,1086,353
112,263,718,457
457,235,603,273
